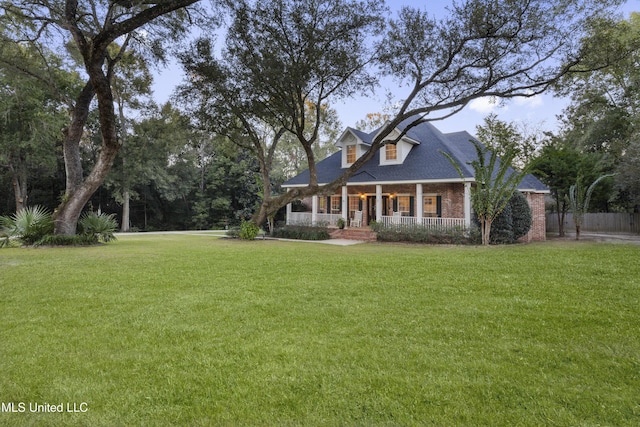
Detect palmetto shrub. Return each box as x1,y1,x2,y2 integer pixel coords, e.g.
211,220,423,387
0,205,54,246
1,208,118,247
78,212,118,243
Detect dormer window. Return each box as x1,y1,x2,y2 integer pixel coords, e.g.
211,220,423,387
385,143,397,161
346,145,356,164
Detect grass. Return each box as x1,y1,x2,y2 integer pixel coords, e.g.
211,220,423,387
0,234,639,426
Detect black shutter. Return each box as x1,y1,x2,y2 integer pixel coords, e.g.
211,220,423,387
409,197,415,216
393,197,398,212
436,196,442,217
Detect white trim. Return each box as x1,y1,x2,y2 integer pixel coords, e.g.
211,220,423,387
376,185,382,222
341,186,348,222
464,182,471,229
518,188,551,194
416,183,423,219
373,121,421,146
283,178,474,188
311,195,318,225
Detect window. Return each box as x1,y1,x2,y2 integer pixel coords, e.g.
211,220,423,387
385,143,397,161
423,196,438,217
346,145,356,164
397,196,410,213
318,197,327,213
331,196,341,213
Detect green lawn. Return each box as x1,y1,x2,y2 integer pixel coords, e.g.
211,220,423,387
1,235,639,426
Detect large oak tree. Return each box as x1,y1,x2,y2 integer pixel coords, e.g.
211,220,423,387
183,0,627,225
1,0,206,234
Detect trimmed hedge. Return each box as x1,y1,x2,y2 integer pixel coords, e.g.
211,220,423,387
375,224,481,245
271,225,330,240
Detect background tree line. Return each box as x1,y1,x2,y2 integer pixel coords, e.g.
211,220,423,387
1,0,638,234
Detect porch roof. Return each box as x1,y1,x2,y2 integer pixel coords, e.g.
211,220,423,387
283,117,549,193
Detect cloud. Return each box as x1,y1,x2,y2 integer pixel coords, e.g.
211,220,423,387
468,97,499,113
514,95,543,108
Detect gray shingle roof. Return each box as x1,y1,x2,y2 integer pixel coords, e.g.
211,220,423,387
283,117,548,192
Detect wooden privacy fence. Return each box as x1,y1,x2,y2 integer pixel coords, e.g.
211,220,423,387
546,213,640,234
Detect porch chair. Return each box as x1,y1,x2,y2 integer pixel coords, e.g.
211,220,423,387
392,211,402,224
351,210,363,228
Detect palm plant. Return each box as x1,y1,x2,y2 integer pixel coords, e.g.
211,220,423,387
0,205,54,246
569,174,613,240
78,212,118,243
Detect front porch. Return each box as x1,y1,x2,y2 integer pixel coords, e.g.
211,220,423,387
287,212,466,229
285,182,472,231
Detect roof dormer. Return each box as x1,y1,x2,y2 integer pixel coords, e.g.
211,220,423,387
377,127,420,166
336,128,371,168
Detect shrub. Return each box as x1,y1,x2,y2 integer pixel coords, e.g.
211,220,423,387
1,205,54,246
78,212,118,243
239,220,260,240
271,225,330,240
375,224,479,245
489,201,514,244
509,191,533,241
35,234,98,246
475,192,532,244
226,227,241,238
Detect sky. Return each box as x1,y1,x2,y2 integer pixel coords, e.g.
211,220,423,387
152,0,640,138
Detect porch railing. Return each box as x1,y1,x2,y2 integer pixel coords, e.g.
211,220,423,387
380,216,466,230
287,212,342,226
288,212,466,230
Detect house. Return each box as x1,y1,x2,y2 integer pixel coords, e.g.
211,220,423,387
282,116,549,241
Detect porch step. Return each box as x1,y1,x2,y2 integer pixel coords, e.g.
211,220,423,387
329,228,378,242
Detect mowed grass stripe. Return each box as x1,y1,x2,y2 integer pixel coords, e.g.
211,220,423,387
0,235,638,426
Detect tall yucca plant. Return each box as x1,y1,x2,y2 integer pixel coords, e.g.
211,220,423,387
443,140,529,245
569,174,612,240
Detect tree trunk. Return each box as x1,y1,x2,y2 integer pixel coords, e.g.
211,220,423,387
121,190,130,232
53,66,120,235
252,164,273,229
480,217,492,245
576,224,581,240
10,163,27,212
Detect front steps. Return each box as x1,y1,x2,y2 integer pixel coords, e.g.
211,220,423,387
329,228,378,242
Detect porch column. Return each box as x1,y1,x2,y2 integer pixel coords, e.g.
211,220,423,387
464,182,472,228
416,183,423,220
376,184,382,222
286,202,292,225
312,195,318,226
341,186,348,224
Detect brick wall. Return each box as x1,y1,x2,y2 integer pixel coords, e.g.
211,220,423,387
522,192,546,242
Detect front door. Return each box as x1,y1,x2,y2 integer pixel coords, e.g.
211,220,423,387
367,196,390,223
367,196,375,224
